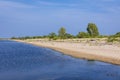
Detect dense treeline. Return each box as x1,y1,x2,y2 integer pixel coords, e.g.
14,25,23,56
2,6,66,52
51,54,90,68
11,23,120,42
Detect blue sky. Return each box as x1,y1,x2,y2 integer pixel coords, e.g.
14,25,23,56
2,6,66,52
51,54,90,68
0,0,120,38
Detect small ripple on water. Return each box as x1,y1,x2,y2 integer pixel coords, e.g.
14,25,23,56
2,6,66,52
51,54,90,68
0,40,120,80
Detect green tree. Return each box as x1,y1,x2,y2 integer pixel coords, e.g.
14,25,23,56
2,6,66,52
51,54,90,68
11,37,17,39
115,32,120,37
87,23,99,37
77,32,89,38
48,32,57,40
107,32,120,42
58,27,66,39
65,33,74,39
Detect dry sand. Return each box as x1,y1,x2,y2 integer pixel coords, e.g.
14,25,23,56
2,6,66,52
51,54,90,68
15,39,120,65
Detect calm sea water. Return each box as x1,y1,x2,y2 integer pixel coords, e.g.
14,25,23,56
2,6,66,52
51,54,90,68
0,40,120,80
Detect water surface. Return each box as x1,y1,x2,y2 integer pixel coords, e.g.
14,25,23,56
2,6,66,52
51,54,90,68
0,40,120,80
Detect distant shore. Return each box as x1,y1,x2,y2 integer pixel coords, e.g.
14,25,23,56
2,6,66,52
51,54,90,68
14,39,120,65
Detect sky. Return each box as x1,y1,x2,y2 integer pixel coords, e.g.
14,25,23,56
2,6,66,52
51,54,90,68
0,0,120,38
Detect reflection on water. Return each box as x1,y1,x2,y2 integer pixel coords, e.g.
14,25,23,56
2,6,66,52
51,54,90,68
0,40,120,80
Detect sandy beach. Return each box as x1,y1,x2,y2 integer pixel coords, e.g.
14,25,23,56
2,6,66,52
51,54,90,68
15,39,120,65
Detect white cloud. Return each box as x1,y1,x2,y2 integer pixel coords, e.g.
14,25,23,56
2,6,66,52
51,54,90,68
91,0,114,1
0,0,120,37
0,1,36,8
37,1,78,7
36,0,120,14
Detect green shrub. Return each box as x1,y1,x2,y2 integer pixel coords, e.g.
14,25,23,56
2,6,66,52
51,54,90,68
107,36,118,42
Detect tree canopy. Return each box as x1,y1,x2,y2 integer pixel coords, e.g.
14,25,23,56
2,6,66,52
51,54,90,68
58,27,66,39
115,32,120,37
77,32,89,38
10,23,111,40
87,23,99,37
48,32,57,40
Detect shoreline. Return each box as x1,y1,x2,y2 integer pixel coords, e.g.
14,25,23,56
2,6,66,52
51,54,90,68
14,39,120,65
